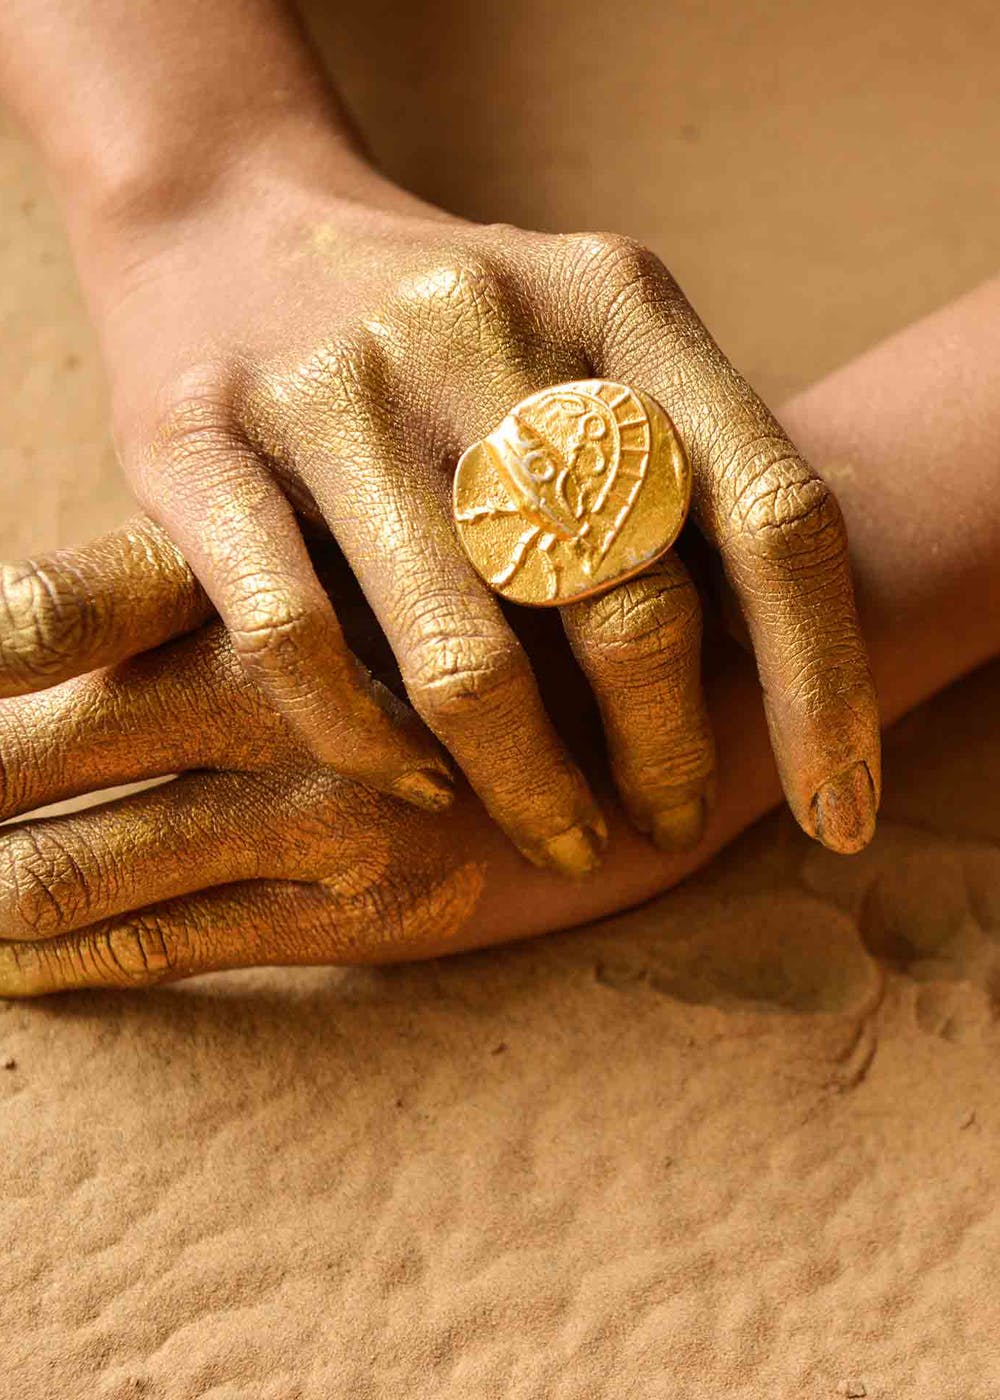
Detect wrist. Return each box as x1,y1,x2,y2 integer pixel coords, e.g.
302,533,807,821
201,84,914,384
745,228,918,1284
0,0,377,235
63,109,432,309
63,99,370,236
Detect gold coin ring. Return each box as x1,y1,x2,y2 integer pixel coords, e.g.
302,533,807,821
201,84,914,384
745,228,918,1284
453,380,691,606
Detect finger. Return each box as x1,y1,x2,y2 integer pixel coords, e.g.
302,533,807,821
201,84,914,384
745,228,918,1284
0,771,286,941
0,516,211,698
0,623,282,824
0,880,327,996
0,845,481,995
300,433,608,879
247,282,607,877
590,240,880,852
135,417,452,809
561,555,716,851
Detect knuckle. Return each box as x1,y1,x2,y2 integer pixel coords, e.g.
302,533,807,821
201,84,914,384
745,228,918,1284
228,585,319,666
568,229,655,271
154,367,233,444
781,635,871,710
569,231,677,309
583,566,701,666
137,368,240,489
561,231,690,361
399,249,508,315
0,556,100,691
738,463,849,567
406,634,531,726
392,250,519,358
0,827,93,938
275,332,389,427
90,918,176,986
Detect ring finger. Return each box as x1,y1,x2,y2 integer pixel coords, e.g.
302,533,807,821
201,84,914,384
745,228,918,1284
561,553,715,850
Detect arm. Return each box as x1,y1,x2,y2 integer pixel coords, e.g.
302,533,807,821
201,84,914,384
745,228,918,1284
0,0,880,868
781,275,1000,706
0,0,374,229
0,279,997,995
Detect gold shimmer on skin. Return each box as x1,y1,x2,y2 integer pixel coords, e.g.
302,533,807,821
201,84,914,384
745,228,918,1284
0,530,491,996
0,266,999,997
212,210,879,865
0,0,881,869
0,0,882,949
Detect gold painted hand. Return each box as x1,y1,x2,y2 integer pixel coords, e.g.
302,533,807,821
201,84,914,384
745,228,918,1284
0,0,877,874
5,274,1000,998
0,507,858,997
0,518,734,995
70,160,877,868
0,523,494,995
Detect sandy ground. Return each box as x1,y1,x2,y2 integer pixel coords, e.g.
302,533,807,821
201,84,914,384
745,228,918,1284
2,0,1000,1394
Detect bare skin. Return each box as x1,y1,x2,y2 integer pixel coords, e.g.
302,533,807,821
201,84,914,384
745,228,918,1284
0,0,880,869
0,278,997,996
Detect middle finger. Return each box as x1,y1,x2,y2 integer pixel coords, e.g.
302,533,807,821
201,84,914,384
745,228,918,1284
271,331,610,878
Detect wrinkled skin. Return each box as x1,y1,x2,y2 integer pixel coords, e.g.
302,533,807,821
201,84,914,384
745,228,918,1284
4,271,1000,995
0,523,482,995
0,520,703,995
0,0,878,880
69,159,879,873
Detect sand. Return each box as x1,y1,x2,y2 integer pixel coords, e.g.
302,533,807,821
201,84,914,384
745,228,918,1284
2,1,999,1394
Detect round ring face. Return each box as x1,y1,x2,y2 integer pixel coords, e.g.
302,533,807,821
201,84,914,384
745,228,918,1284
453,380,691,606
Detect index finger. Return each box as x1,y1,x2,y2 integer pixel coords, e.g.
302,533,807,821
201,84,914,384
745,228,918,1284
133,414,454,811
592,240,880,852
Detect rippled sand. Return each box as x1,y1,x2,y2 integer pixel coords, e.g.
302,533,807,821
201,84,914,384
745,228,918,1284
2,4,999,1392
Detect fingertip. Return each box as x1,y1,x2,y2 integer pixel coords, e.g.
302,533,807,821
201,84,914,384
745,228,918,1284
525,817,608,879
646,775,715,853
390,766,456,812
810,759,879,855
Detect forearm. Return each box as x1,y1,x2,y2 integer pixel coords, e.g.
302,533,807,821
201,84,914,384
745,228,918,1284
0,0,371,226
784,274,1000,716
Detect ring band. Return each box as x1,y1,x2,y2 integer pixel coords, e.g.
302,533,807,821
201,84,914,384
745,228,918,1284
452,379,691,606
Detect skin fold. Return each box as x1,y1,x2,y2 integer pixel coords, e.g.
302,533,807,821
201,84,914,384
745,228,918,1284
0,278,998,996
0,0,880,872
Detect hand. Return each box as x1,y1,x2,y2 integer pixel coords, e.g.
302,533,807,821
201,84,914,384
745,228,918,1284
0,521,684,995
0,523,485,996
71,141,878,868
7,273,1000,997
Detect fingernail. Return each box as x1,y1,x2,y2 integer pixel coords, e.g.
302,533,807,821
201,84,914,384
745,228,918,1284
649,795,708,852
391,767,455,813
811,760,877,854
533,821,607,879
